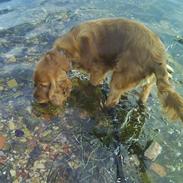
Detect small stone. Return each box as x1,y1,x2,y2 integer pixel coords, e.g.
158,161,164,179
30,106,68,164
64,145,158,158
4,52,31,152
129,154,140,167
10,169,16,177
150,163,166,177
0,151,5,157
34,161,45,169
0,135,6,149
31,177,40,183
7,79,18,88
15,129,24,137
13,179,19,183
144,141,162,161
42,130,52,137
0,151,7,164
23,128,32,138
7,55,16,63
26,106,32,114
0,86,3,91
68,159,80,169
8,121,16,130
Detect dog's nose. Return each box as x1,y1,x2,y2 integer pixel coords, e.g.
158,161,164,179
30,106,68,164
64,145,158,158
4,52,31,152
33,92,49,104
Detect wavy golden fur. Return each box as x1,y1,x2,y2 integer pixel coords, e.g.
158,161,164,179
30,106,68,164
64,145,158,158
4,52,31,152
33,18,183,122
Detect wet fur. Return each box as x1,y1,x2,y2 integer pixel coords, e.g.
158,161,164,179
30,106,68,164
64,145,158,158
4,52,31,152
34,18,183,122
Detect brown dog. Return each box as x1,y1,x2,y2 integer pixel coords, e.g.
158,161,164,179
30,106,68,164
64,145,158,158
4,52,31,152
33,18,183,122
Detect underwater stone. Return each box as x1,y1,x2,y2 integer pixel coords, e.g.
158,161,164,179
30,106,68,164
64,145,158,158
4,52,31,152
7,79,18,88
0,135,6,149
129,154,140,167
0,86,3,91
15,129,24,137
150,163,166,177
10,169,16,177
7,55,16,63
144,141,162,161
8,121,16,130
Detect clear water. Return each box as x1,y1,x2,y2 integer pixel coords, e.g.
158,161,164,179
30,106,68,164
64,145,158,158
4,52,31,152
0,0,183,183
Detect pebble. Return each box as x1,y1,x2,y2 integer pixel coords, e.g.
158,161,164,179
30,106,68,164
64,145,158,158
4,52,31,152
68,159,80,169
144,141,162,161
7,79,18,88
0,86,3,91
15,129,24,137
8,121,16,130
34,161,45,169
150,163,166,177
10,169,16,177
7,55,17,63
0,151,5,157
0,135,6,149
129,154,140,167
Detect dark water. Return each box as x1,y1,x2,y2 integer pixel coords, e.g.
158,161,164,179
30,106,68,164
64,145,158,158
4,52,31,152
0,0,183,183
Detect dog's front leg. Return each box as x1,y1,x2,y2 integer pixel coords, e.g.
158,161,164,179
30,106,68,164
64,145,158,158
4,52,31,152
89,69,107,86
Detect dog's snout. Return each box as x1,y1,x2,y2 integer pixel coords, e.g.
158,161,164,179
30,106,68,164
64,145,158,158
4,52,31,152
33,90,48,104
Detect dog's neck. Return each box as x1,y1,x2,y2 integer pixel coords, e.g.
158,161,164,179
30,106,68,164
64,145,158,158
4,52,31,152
59,48,81,70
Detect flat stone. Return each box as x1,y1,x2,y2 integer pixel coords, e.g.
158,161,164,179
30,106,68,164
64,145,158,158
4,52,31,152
0,135,6,149
0,86,3,91
7,79,18,88
7,55,16,63
150,163,167,177
129,154,140,167
144,141,162,161
8,121,16,130
10,169,16,177
34,161,45,169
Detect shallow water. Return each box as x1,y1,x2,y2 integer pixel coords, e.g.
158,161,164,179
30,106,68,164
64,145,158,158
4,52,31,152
0,0,183,183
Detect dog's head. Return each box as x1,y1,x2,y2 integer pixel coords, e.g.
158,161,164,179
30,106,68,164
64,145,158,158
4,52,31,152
33,49,72,106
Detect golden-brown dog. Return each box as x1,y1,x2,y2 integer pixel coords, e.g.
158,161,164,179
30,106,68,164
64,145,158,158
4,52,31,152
33,18,183,122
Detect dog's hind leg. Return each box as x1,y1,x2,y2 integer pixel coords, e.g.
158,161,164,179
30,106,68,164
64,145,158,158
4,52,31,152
105,71,140,107
139,74,155,103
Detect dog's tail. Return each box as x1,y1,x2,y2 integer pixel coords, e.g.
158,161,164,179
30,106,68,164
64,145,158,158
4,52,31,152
154,63,183,122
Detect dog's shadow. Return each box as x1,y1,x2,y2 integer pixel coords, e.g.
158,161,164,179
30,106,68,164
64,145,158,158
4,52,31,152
68,78,148,146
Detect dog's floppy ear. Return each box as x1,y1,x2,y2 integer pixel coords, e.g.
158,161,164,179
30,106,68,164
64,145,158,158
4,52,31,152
48,77,57,101
62,79,72,96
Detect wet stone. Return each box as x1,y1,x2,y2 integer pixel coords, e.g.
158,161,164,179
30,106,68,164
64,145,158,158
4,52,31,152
0,135,6,150
144,141,162,161
8,121,16,130
175,35,183,45
150,163,167,177
6,55,16,63
10,169,16,177
128,154,140,167
7,79,18,88
15,129,24,137
0,86,3,91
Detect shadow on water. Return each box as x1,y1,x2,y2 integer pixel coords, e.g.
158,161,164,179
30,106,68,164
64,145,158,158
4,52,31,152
0,0,183,182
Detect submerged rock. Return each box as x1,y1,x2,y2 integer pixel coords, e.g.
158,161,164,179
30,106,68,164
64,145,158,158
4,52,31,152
7,79,18,88
144,141,162,161
175,35,183,45
150,163,167,177
0,135,6,149
15,129,24,137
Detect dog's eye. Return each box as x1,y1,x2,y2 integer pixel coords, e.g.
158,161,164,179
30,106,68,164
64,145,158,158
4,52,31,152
63,91,67,96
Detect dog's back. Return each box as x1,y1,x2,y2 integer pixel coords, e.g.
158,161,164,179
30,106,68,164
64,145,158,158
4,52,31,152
69,18,165,69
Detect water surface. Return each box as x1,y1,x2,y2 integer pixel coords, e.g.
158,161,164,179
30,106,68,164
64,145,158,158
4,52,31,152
0,0,183,183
